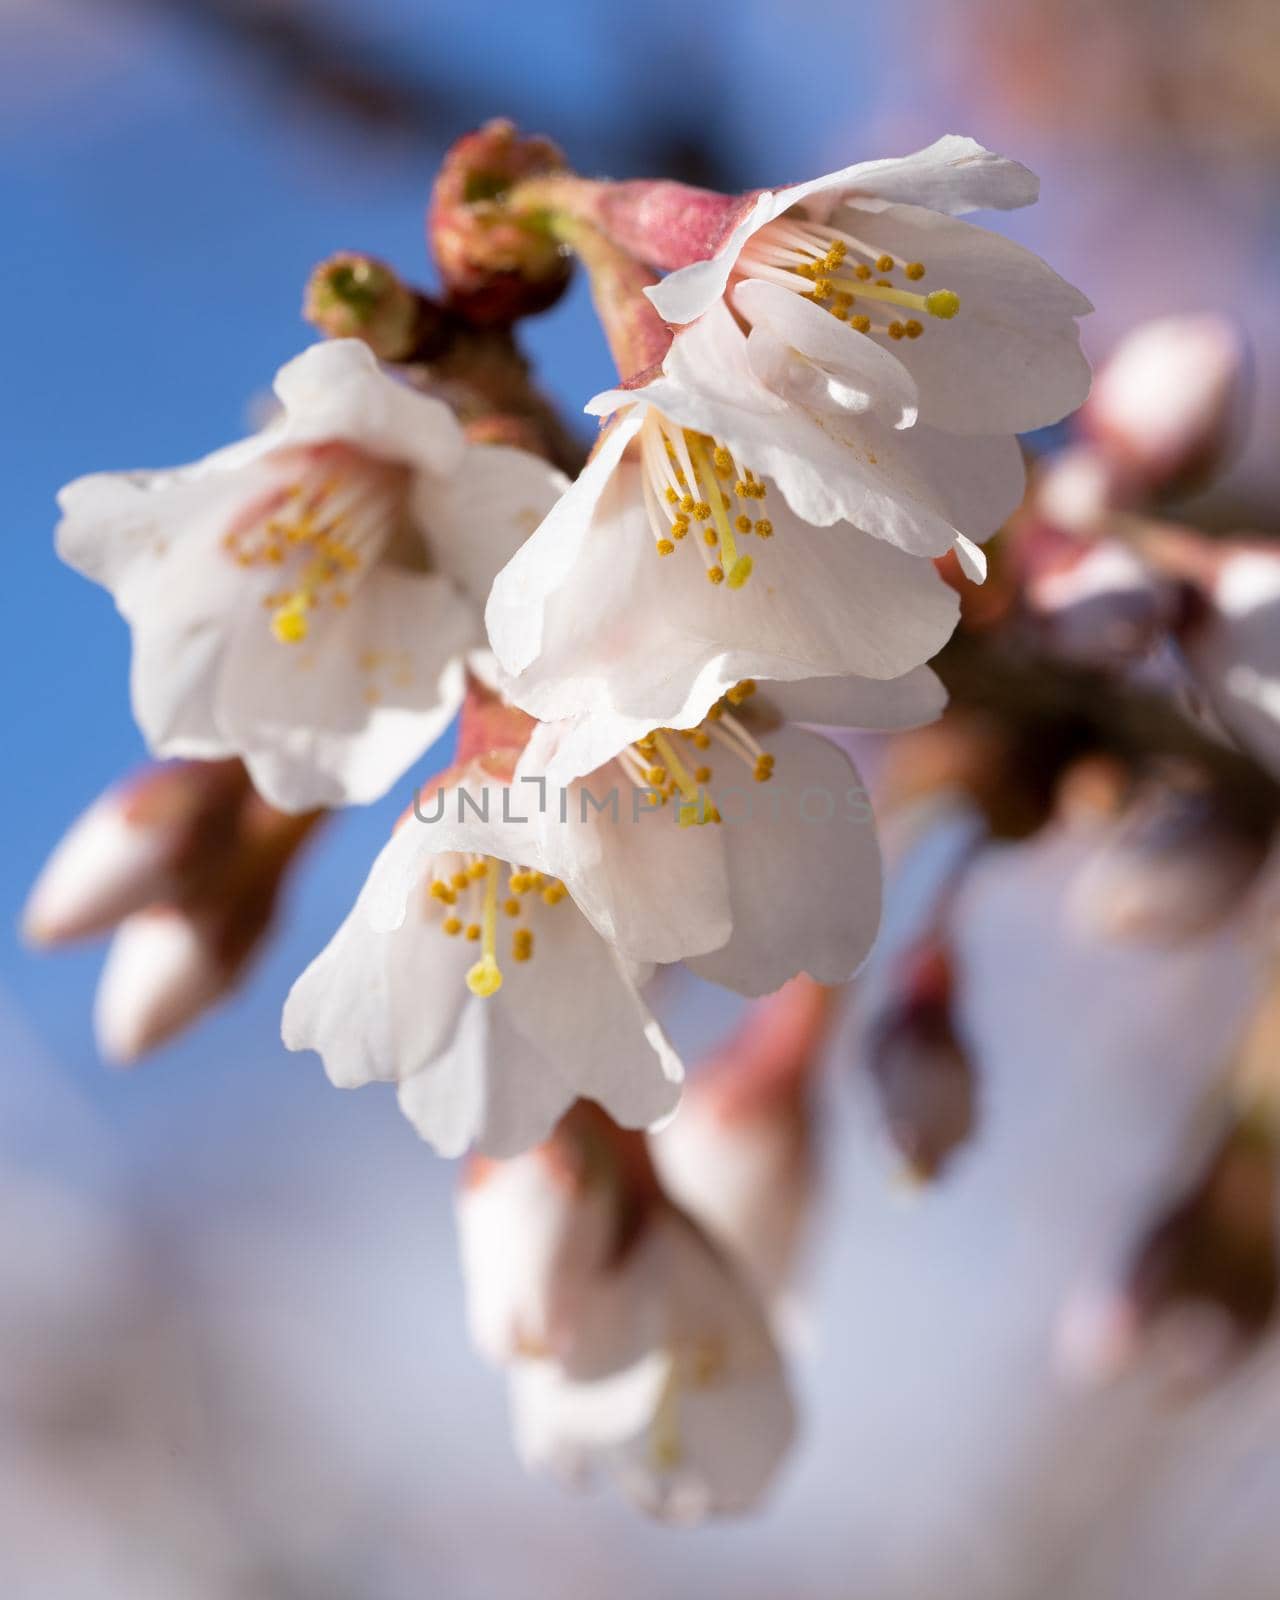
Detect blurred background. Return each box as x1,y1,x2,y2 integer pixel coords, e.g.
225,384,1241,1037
4,1,1280,1595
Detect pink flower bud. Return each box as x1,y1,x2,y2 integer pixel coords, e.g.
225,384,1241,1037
1030,444,1141,537
1070,780,1268,943
1019,524,1180,667
28,761,321,1062
865,941,976,1182
428,119,572,325
1060,1114,1279,1389
651,979,832,1307
93,909,227,1065
1082,314,1251,497
23,780,181,947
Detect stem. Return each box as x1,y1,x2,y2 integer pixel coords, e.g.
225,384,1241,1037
509,177,673,380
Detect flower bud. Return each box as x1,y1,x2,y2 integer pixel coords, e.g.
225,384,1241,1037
1082,314,1251,498
23,785,176,947
428,119,572,325
1070,779,1268,943
1030,444,1141,537
1177,543,1280,783
457,1103,795,1522
94,909,226,1064
23,762,248,947
650,978,831,1309
1060,1113,1279,1389
865,940,976,1182
1019,523,1180,668
303,253,426,361
28,760,320,1063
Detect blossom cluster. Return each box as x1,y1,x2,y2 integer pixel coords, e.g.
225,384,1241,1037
30,125,1099,1518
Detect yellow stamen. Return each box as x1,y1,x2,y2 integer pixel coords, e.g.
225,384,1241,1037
270,595,311,643
689,435,753,590
465,859,503,997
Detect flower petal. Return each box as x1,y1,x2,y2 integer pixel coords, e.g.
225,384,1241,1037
272,339,466,478
214,567,475,811
282,862,472,1090
687,727,882,995
830,201,1091,433
498,455,959,737
498,901,684,1133
649,306,1023,548
423,443,568,611
486,411,644,680
396,997,580,1159
760,665,947,730
646,136,1039,325
732,278,919,428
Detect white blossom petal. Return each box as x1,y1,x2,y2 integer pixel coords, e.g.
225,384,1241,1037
760,665,947,730
646,135,1040,325
271,339,466,478
827,202,1091,433
732,278,919,428
687,727,882,995
214,567,474,811
495,448,958,734
423,443,568,610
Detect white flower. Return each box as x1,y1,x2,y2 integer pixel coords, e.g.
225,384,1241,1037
281,768,683,1158
57,340,565,811
509,1207,795,1523
458,1129,795,1523
510,675,913,995
486,344,978,732
650,979,828,1311
457,1140,623,1369
645,134,1092,438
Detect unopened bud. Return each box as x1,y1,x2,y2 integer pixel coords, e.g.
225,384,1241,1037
27,760,320,1062
458,1102,660,1370
1177,544,1280,784
94,908,226,1065
1082,314,1251,498
651,978,831,1307
1021,527,1179,667
23,784,178,947
865,941,975,1182
303,253,425,361
1030,445,1141,537
429,119,572,324
1070,779,1267,942
1061,1114,1279,1388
